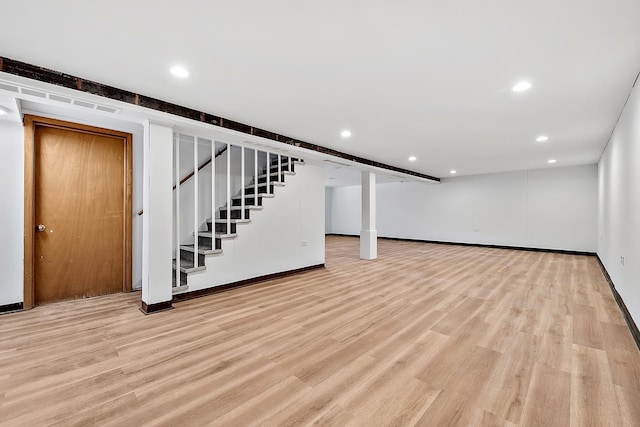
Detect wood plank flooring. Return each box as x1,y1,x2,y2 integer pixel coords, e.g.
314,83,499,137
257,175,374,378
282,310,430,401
1,235,639,426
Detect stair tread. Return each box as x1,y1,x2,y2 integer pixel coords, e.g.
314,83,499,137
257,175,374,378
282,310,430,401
258,171,295,178
220,205,263,211
197,231,237,239
207,218,250,224
172,260,206,273
232,193,274,200
180,245,223,255
255,181,286,185
172,285,189,294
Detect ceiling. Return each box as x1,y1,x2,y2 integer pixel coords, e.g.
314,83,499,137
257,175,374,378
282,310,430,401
1,1,639,178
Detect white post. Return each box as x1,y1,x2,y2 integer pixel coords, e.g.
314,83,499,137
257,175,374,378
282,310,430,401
277,153,281,182
193,136,199,267
360,170,377,260
141,121,174,313
266,151,270,192
175,133,180,286
226,143,231,234
254,149,258,200
211,140,216,248
241,146,245,219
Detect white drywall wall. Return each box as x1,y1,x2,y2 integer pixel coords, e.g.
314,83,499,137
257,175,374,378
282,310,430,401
325,187,333,233
330,165,597,252
598,79,640,326
185,160,325,291
0,120,24,306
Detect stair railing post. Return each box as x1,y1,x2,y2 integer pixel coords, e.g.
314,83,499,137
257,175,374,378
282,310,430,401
241,146,245,221
193,135,199,268
226,143,231,235
254,149,258,202
211,140,216,250
175,132,180,287
266,151,270,193
278,153,281,183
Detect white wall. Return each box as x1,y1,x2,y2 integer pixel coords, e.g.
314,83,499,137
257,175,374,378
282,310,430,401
185,160,325,291
330,165,597,252
598,80,640,326
325,187,333,233
0,120,24,306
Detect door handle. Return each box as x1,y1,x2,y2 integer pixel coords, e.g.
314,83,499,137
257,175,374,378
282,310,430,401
36,224,46,232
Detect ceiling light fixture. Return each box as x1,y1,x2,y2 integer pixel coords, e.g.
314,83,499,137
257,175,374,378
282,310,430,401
170,66,190,78
512,81,532,92
536,136,549,142
408,156,417,161
340,130,351,138
0,106,9,116
450,170,457,174
547,159,557,164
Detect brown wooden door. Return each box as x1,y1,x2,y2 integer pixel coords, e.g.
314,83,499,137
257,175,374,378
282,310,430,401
31,121,131,305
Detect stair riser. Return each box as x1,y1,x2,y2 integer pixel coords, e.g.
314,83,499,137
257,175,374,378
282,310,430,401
220,209,252,220
245,185,275,195
232,197,262,207
258,175,286,185
197,235,222,249
180,250,205,266
172,271,187,287
268,164,293,173
214,222,237,233
205,219,236,233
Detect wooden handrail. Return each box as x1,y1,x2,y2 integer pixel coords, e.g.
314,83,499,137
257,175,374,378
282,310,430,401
173,145,228,190
137,145,229,216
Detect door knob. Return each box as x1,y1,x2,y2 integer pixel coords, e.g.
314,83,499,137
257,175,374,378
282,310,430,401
36,224,46,232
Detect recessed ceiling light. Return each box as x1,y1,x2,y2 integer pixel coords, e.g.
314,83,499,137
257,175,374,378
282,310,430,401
341,130,351,138
170,66,190,78
512,81,532,92
408,156,417,161
547,159,557,164
536,136,549,142
450,170,457,174
0,106,9,116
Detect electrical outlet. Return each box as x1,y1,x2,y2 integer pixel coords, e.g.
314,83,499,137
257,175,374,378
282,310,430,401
301,241,308,247
620,255,625,266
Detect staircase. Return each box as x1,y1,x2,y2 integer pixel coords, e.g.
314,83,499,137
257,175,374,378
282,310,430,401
172,155,304,292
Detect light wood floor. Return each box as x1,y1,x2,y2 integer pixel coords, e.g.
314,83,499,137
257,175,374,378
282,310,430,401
1,236,640,426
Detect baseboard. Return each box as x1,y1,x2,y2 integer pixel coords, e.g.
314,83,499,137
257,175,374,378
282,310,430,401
596,255,640,351
173,263,325,303
325,233,596,257
139,300,174,315
0,302,23,314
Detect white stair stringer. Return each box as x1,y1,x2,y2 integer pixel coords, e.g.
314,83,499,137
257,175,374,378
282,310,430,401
173,159,307,294
178,159,325,294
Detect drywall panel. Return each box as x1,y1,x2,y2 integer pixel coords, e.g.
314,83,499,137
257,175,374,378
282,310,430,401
325,187,333,233
331,165,597,252
598,80,640,325
0,120,24,306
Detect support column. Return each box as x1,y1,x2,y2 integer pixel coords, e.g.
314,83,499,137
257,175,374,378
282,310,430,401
141,121,174,314
360,170,377,260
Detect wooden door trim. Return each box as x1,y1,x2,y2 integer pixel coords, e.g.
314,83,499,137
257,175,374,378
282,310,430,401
23,115,133,309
